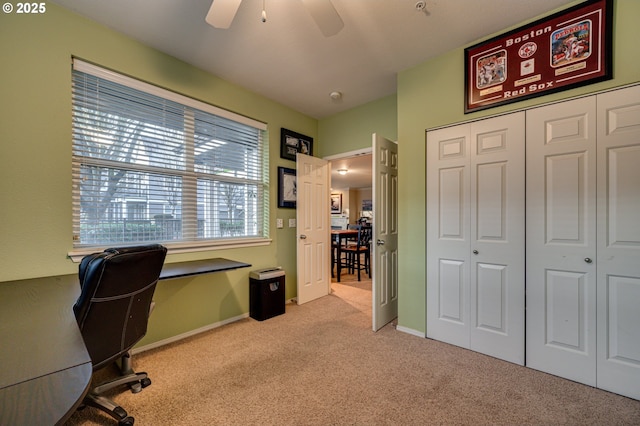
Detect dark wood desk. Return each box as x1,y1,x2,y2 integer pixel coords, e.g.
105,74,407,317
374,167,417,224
0,258,250,424
160,258,251,280
331,229,358,282
0,276,92,426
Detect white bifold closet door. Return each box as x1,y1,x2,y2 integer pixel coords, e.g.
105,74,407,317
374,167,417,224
526,85,640,400
526,96,598,385
427,112,525,365
595,86,640,400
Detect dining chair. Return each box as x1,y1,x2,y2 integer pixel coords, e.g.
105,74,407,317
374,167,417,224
340,226,372,281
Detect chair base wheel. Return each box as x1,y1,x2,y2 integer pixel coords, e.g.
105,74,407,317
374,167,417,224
118,416,134,426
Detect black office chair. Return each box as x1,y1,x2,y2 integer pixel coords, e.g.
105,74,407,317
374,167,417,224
73,244,167,426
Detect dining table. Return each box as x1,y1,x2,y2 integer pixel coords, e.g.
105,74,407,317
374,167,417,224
331,229,359,282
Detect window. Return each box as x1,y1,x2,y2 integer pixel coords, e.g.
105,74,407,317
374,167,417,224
71,60,269,252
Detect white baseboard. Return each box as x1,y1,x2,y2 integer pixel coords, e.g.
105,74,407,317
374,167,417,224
396,325,425,338
132,312,249,355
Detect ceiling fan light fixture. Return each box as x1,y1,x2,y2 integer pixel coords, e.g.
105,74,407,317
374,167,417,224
301,0,344,37
206,0,242,29
207,0,345,38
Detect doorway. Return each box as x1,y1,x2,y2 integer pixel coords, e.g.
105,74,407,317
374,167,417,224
326,149,373,315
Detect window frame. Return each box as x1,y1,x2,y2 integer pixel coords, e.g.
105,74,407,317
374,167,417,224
68,60,270,261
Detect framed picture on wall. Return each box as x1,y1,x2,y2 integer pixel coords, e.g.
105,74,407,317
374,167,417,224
464,0,613,113
278,167,296,208
330,193,342,214
280,128,313,161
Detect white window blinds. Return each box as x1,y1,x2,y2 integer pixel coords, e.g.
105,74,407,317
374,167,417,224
71,60,268,249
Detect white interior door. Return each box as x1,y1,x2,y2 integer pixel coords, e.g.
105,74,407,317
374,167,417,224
372,134,398,331
526,97,598,386
596,85,640,400
427,112,525,365
296,153,331,305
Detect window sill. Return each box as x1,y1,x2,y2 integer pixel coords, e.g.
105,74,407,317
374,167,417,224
68,238,272,263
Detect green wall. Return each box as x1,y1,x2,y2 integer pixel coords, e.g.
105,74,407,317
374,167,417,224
0,4,314,345
318,94,397,157
396,0,640,334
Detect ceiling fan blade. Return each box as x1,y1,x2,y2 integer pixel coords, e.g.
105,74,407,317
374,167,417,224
205,0,242,29
301,0,344,37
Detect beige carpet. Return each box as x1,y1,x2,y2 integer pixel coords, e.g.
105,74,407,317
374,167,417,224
67,274,640,425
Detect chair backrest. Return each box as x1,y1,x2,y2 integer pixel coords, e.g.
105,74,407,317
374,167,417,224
358,226,372,249
73,244,167,370
345,224,361,244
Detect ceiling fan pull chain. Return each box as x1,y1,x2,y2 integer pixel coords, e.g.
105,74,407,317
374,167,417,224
261,0,267,23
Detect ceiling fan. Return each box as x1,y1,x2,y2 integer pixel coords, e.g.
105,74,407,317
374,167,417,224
205,0,344,37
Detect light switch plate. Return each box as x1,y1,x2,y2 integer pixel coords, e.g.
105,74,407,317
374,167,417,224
276,218,283,228
288,218,296,228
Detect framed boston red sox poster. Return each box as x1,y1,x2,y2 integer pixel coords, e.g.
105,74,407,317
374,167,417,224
464,0,612,113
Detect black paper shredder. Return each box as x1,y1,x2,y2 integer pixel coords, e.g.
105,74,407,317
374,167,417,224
249,267,285,321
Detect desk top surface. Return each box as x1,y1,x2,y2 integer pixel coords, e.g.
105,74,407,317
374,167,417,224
160,257,251,280
0,276,92,424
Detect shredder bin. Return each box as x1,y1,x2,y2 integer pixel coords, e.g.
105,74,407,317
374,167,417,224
249,267,285,321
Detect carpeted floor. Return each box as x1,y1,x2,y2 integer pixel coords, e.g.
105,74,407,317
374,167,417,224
66,274,640,425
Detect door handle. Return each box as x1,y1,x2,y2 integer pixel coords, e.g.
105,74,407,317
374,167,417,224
584,257,592,263
376,239,385,246
472,250,479,255
300,234,307,239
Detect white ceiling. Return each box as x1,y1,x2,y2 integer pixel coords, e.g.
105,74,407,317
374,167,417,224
50,0,575,119
329,152,373,190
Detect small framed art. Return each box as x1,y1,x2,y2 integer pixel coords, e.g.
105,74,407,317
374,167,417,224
280,128,313,161
330,193,342,214
278,167,296,208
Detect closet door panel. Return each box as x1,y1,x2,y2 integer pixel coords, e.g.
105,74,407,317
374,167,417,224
427,124,471,348
469,113,525,365
476,162,506,240
604,276,640,360
596,85,640,400
546,153,587,243
607,146,640,245
476,263,506,332
545,270,589,352
440,167,465,239
526,97,597,386
439,259,465,322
